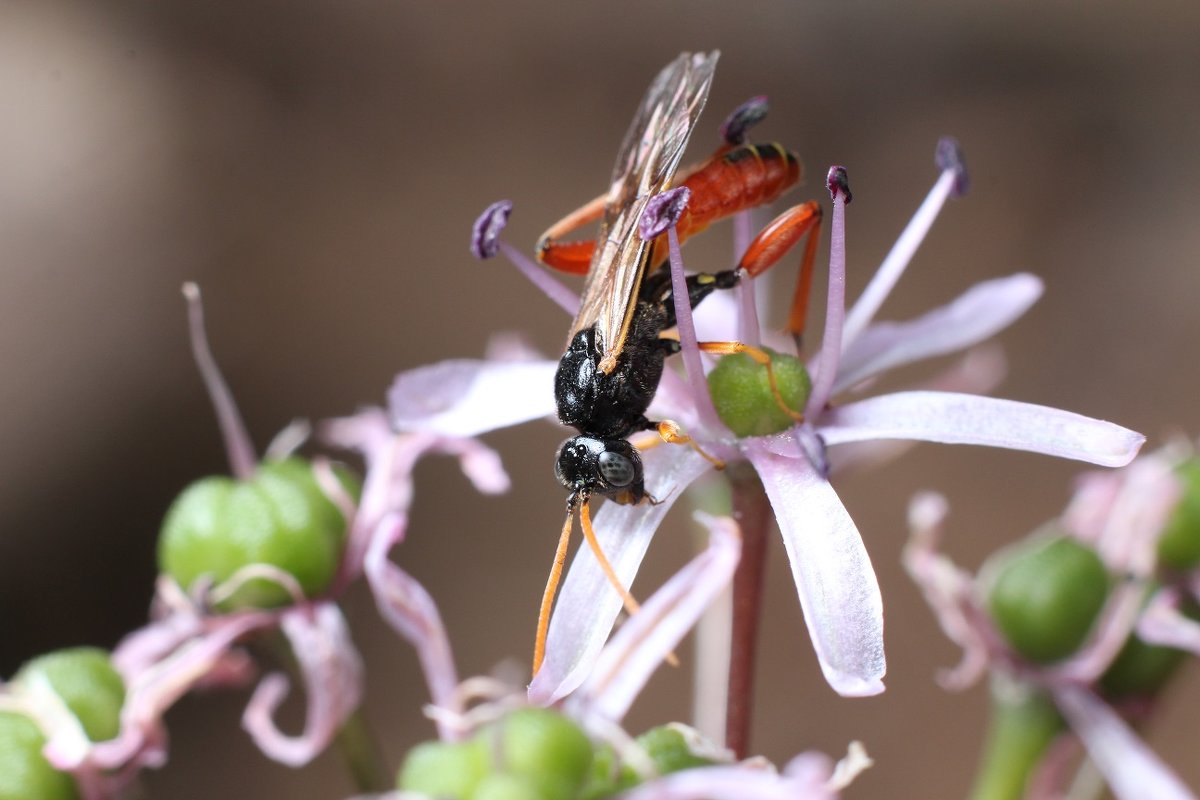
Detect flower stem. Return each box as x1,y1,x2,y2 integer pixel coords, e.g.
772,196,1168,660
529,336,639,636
334,707,390,793
968,676,1065,800
724,462,772,758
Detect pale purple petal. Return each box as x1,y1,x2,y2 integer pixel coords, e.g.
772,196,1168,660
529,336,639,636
818,391,1145,467
528,447,712,705
834,274,1042,393
1054,686,1196,800
388,358,558,437
363,513,460,738
242,603,364,767
742,440,885,696
573,513,740,723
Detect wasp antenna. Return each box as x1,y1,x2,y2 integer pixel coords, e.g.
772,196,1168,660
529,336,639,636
935,136,970,197
533,506,577,676
719,95,769,146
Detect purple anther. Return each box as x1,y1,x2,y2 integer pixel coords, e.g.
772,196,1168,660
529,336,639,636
719,95,769,145
639,186,691,240
935,137,970,197
470,199,513,260
826,166,852,204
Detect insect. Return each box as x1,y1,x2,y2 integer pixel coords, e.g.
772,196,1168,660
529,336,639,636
530,51,824,673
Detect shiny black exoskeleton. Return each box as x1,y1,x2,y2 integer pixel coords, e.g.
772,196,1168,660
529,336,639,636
554,267,739,505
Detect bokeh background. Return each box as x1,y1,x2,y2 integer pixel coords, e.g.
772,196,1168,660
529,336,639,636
2,2,1198,797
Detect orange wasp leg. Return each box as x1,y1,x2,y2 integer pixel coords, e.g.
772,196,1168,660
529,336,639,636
737,200,823,339
652,419,726,469
535,192,606,275
697,341,806,423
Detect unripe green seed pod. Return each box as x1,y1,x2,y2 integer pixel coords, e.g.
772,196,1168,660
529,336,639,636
0,712,79,800
470,772,549,800
487,708,592,800
707,348,811,437
580,744,638,800
983,529,1110,664
396,738,488,798
14,648,125,743
1099,631,1186,699
158,458,359,609
636,724,716,773
1157,458,1200,570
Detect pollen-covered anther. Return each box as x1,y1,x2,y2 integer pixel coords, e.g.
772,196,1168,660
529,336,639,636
719,95,769,145
826,166,852,204
639,186,691,240
470,199,514,260
935,137,970,197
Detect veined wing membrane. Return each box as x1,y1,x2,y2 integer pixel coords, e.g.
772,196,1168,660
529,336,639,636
569,51,719,373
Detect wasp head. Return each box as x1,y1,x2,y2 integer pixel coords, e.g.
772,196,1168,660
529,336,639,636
554,436,645,506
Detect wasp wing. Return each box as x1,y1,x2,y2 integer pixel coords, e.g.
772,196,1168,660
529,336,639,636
569,51,718,373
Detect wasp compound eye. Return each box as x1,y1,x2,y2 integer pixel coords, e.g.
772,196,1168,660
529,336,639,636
597,450,636,488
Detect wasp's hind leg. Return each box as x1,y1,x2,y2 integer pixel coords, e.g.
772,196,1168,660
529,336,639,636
535,192,607,275
737,200,823,343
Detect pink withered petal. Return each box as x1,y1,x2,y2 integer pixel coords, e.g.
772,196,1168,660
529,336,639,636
1054,686,1196,800
817,391,1144,467
572,513,741,723
743,439,885,697
528,446,712,705
902,492,993,691
388,357,557,437
1137,588,1200,654
242,603,364,767
834,273,1042,393
364,512,461,739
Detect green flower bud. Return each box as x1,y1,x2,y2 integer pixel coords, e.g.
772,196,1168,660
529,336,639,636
14,648,125,743
983,529,1110,664
158,458,360,609
580,744,638,800
469,773,550,800
707,347,811,437
0,712,79,800
396,738,488,798
636,724,717,774
1099,631,1187,699
1157,458,1200,570
487,708,592,800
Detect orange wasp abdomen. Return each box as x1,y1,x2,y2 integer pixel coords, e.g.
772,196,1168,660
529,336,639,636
674,143,801,241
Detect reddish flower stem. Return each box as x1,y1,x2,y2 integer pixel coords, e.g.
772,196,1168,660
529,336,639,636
725,463,772,758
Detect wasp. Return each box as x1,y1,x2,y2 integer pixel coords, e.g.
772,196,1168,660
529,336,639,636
530,52,824,673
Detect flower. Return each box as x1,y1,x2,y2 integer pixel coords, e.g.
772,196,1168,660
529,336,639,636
390,138,1143,704
903,440,1200,800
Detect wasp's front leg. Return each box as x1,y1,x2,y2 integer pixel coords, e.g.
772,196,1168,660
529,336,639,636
535,192,606,274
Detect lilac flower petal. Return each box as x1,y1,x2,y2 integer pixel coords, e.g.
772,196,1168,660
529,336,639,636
835,274,1043,393
388,358,558,437
640,186,691,240
719,95,769,146
470,199,512,260
573,513,740,723
743,440,885,696
1054,686,1196,800
529,447,712,705
182,283,257,479
242,604,364,767
363,513,461,739
818,391,1145,467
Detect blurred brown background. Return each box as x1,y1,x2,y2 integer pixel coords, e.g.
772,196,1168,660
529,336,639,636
1,1,1198,797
